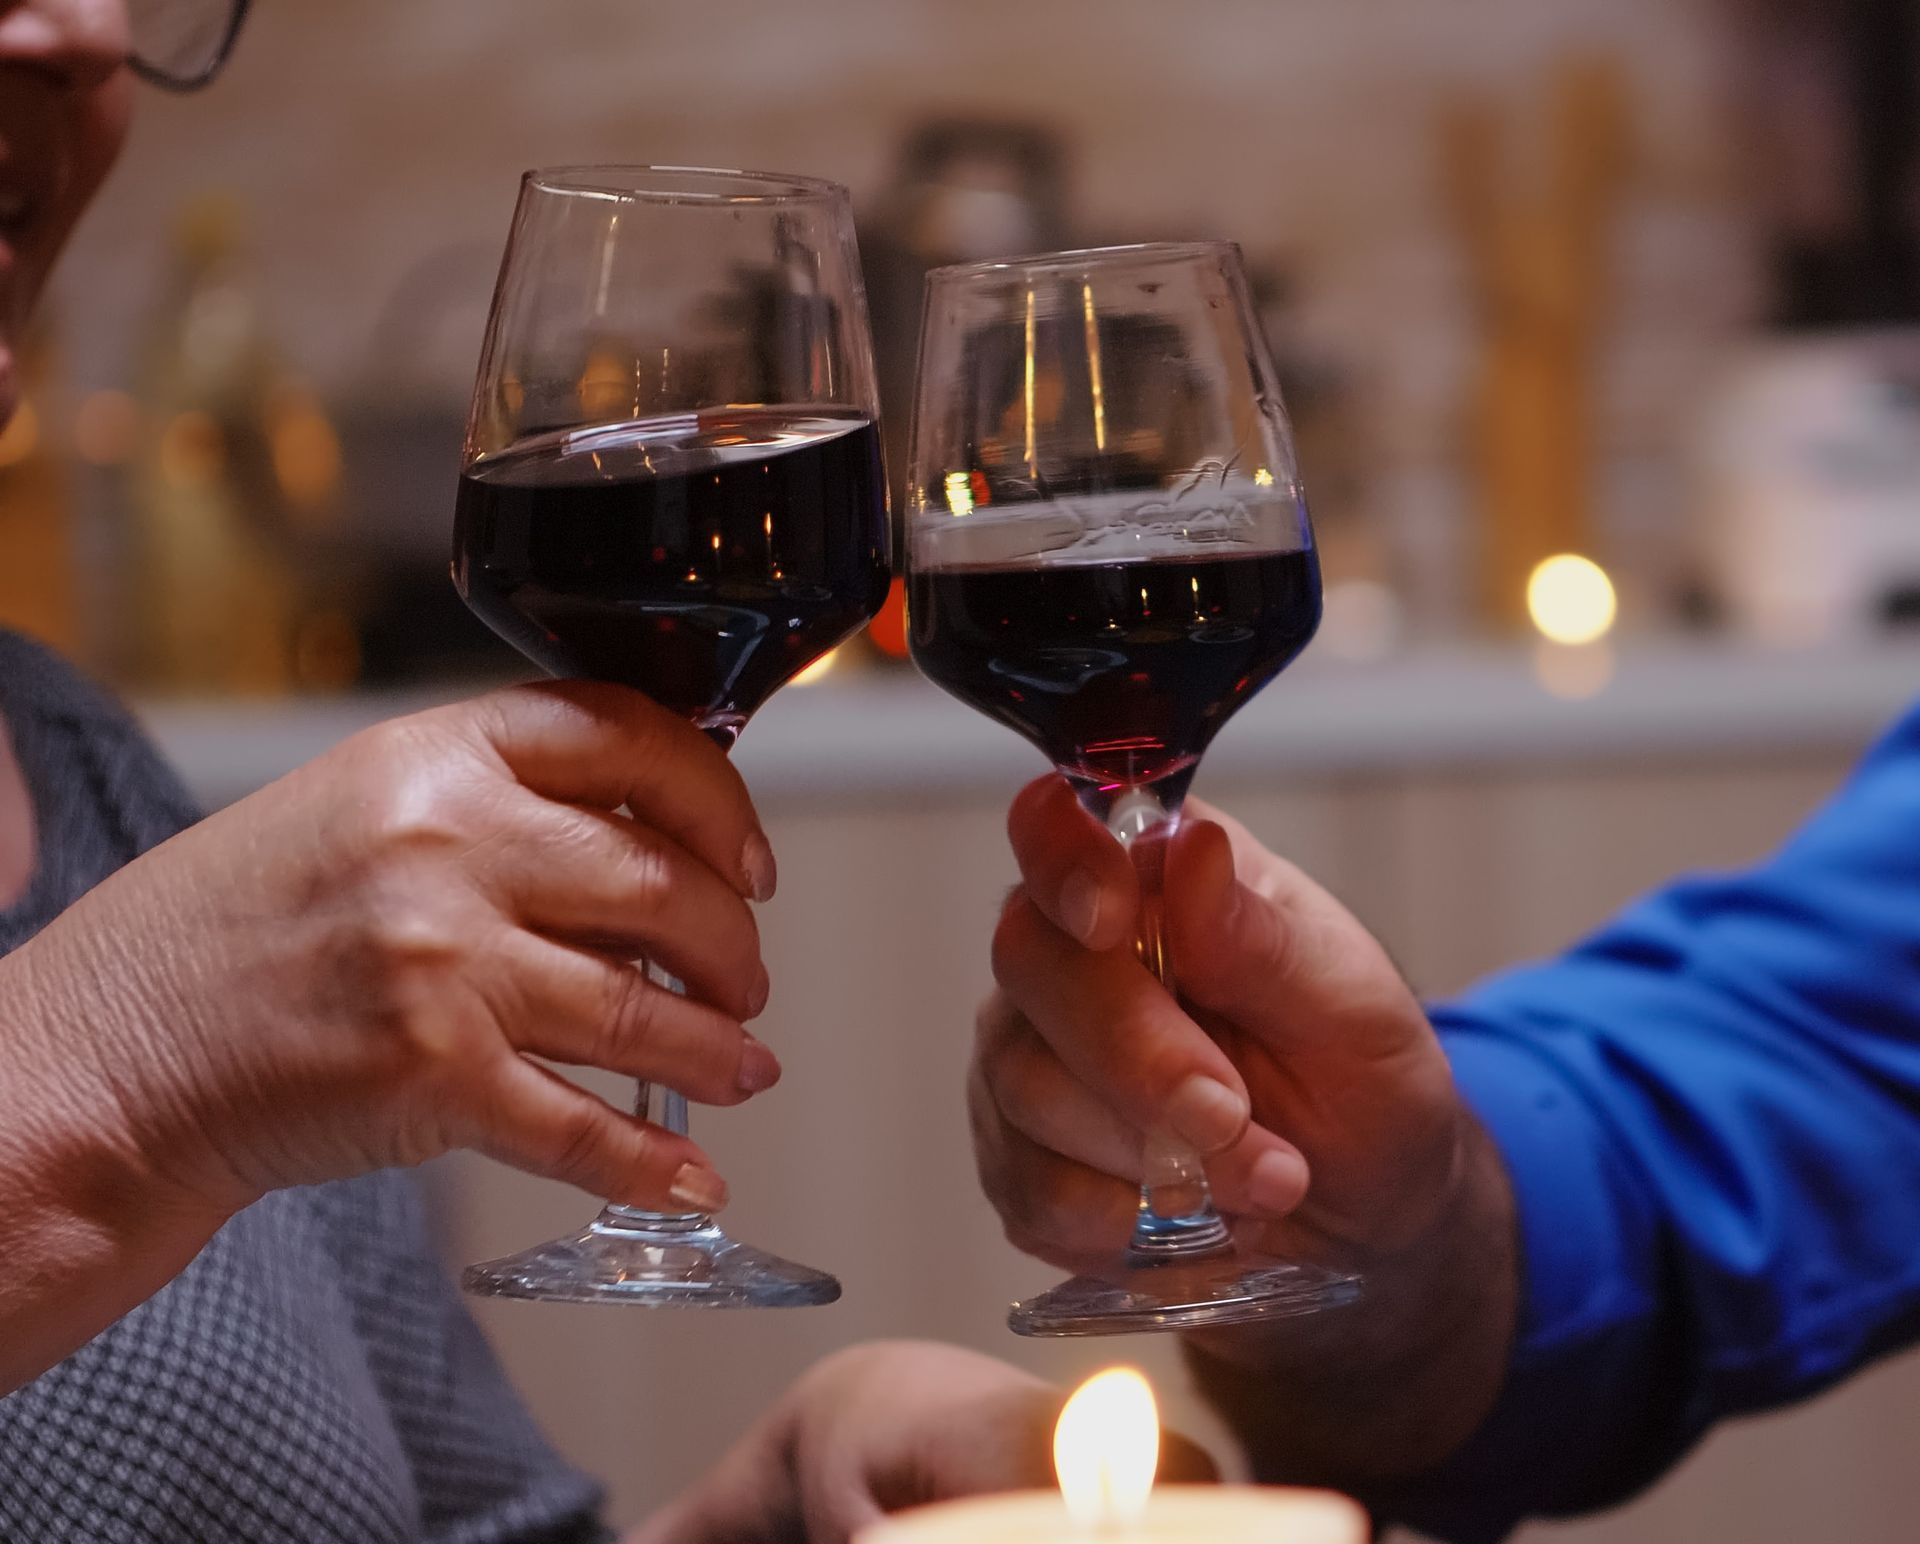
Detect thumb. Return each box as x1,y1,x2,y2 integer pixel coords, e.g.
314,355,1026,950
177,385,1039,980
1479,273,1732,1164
1166,800,1428,1065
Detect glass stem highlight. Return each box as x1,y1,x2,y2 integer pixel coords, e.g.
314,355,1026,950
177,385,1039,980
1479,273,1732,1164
601,964,707,1232
1080,775,1233,1262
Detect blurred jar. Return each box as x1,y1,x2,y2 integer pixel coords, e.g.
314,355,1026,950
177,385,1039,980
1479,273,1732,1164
1692,0,1920,645
124,196,358,695
1695,331,1920,644
0,328,83,657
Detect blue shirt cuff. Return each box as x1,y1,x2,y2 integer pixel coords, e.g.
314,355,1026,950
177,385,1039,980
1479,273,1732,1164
1373,1020,1668,1539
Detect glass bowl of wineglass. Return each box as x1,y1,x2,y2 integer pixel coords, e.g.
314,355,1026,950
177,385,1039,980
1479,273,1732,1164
905,241,1361,1335
451,166,890,1307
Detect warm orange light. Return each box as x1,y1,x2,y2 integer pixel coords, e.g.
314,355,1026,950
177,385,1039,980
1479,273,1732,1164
1526,554,1616,645
792,648,840,687
0,400,40,468
158,410,225,489
1054,1367,1158,1528
269,388,343,512
868,578,909,659
578,349,634,420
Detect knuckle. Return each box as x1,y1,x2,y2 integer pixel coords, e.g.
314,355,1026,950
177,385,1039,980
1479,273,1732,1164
548,1105,617,1185
985,1044,1049,1139
973,988,1023,1056
989,892,1037,985
601,967,663,1066
617,840,676,917
364,889,466,975
328,889,475,1064
357,776,475,867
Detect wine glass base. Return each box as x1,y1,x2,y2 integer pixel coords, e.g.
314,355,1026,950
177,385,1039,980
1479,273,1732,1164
1008,1244,1360,1337
462,1213,842,1309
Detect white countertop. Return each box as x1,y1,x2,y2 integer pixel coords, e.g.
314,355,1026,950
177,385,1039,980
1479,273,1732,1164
136,639,1920,811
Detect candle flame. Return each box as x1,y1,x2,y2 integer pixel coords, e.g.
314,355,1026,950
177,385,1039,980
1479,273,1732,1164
1054,1367,1158,1528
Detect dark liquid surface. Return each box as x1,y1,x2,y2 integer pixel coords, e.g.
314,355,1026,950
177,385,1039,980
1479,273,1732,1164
453,412,889,729
909,548,1321,786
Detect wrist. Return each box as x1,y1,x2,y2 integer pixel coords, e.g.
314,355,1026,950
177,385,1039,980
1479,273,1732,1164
1185,1101,1518,1486
1,933,239,1247
0,944,236,1389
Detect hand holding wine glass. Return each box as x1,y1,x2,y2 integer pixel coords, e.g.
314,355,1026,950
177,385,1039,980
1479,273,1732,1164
907,242,1359,1334
452,166,889,1307
976,786,1518,1479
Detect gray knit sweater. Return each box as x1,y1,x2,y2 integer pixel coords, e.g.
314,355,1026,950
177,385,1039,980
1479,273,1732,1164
0,632,612,1543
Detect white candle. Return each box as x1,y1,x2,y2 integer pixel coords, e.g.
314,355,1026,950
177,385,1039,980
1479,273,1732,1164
857,1367,1368,1543
857,1485,1367,1543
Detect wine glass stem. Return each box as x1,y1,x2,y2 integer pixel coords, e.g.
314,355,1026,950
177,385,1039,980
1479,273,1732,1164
601,722,743,1236
602,965,708,1233
1076,773,1234,1263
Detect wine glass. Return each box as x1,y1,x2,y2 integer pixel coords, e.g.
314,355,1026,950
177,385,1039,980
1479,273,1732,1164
906,242,1361,1335
451,166,889,1306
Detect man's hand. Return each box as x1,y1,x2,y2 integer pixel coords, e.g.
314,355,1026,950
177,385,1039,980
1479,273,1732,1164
629,1341,1215,1544
972,775,1518,1483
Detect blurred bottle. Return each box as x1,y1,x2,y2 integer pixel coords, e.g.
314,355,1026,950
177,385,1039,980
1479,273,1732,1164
861,121,1070,668
124,195,358,695
0,327,83,656
1441,55,1630,636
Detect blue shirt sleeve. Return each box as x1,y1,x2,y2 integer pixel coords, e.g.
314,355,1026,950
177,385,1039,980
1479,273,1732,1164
1388,699,1920,1541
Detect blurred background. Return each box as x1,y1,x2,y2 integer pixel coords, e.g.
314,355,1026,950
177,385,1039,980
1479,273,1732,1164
6,0,1920,1539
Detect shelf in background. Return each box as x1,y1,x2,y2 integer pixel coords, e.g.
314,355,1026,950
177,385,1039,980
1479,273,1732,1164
138,639,1920,811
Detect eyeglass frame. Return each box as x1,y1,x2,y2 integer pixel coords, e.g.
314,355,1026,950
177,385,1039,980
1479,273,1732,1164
127,0,252,93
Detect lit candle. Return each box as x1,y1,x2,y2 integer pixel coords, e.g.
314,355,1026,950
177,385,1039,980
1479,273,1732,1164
857,1368,1367,1544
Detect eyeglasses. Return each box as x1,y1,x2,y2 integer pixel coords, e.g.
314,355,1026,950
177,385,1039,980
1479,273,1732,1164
128,0,251,93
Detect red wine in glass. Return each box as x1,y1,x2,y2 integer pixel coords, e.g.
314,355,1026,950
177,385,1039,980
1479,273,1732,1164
455,409,888,739
908,546,1321,792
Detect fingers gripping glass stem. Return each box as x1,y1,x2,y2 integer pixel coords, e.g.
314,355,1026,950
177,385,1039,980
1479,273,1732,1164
606,962,703,1230
1091,783,1234,1259
462,961,840,1305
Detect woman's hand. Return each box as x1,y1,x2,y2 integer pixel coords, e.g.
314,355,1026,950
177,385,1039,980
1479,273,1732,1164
7,680,781,1226
629,1341,1216,1544
970,775,1516,1485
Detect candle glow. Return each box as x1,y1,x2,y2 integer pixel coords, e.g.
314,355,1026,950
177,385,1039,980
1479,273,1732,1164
1053,1368,1157,1528
856,1367,1368,1544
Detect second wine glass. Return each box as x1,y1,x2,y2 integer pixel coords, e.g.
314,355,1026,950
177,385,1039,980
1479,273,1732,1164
452,166,889,1307
906,242,1362,1335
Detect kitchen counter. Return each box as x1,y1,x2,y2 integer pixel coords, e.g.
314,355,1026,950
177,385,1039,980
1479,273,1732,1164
140,639,1920,811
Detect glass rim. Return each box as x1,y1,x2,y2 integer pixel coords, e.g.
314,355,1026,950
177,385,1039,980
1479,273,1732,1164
925,240,1243,284
522,164,850,207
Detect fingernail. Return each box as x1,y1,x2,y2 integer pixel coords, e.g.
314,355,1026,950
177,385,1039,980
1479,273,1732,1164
1248,1149,1309,1217
737,1035,781,1094
741,833,778,903
1166,1075,1249,1154
1059,867,1104,946
746,963,771,1019
669,1162,728,1213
